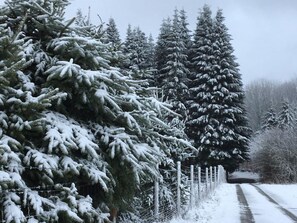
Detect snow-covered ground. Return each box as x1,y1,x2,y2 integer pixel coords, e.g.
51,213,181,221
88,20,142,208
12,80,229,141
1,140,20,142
259,184,297,216
241,184,294,223
170,184,240,223
169,183,297,223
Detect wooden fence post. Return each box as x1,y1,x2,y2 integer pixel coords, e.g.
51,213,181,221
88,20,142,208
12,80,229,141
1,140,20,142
177,161,181,216
205,167,209,194
154,167,159,221
197,166,201,203
190,165,194,208
214,166,217,187
210,166,213,191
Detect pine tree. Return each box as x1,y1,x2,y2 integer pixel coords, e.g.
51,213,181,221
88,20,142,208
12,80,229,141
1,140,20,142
186,5,214,152
155,18,172,89
261,107,278,131
277,100,295,129
103,17,124,67
211,9,250,171
123,26,154,84
75,9,86,26
179,9,192,66
155,10,190,119
187,6,250,172
161,9,190,115
104,18,121,47
0,1,192,222
146,34,156,72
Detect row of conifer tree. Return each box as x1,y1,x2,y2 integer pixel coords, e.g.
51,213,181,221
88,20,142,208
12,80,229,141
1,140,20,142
0,1,249,222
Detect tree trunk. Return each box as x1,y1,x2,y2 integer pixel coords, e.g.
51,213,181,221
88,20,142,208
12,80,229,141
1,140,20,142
109,207,118,223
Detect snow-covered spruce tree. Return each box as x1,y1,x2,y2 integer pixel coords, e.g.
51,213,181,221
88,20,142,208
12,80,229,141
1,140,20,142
261,107,278,131
186,5,215,162
146,34,156,75
155,18,172,89
157,9,190,119
160,9,190,117
277,100,295,129
179,9,192,69
211,9,250,171
123,26,154,85
104,18,121,47
102,17,125,68
75,9,86,26
0,2,71,222
0,0,192,222
187,6,250,172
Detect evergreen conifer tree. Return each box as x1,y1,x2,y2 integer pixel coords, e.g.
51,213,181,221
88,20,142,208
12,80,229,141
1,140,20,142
0,1,191,222
123,26,154,84
261,107,278,131
186,5,214,151
187,6,250,172
155,10,190,119
179,9,192,67
104,18,121,47
155,18,172,89
103,17,124,67
161,9,190,116
277,100,295,129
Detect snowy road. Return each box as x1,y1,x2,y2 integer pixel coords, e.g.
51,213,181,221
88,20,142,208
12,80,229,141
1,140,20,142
170,183,297,223
239,184,297,223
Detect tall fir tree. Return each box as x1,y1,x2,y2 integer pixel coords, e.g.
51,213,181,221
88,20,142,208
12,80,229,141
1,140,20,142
160,9,190,116
211,9,250,171
179,9,192,68
155,18,172,89
186,5,214,152
123,26,154,85
104,17,121,47
155,10,191,120
0,1,192,222
187,6,250,172
103,17,124,67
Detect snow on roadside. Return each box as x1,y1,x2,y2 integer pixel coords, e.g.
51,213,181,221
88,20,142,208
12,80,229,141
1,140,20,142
169,184,240,223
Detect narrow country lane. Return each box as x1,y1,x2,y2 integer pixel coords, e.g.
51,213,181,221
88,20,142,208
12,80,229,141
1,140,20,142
238,184,297,223
170,183,297,223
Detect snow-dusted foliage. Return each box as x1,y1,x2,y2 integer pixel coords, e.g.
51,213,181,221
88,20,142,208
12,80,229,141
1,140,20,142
155,9,191,118
0,0,192,222
277,100,295,129
245,78,297,132
186,6,250,172
261,107,278,131
123,26,155,85
250,127,297,183
251,100,297,183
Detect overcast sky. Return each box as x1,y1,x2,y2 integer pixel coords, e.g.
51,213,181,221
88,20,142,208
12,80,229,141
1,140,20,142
65,0,297,85
1,0,297,84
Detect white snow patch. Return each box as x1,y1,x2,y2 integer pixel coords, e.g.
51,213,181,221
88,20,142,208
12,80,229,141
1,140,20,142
259,184,297,216
241,184,293,223
170,184,240,223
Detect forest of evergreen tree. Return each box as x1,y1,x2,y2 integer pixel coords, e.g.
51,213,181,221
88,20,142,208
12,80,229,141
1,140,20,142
0,1,252,222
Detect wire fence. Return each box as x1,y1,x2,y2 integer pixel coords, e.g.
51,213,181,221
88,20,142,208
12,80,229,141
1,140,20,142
0,163,226,223
138,162,226,223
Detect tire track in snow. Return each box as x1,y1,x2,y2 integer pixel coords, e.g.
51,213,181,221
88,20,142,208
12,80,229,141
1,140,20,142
251,184,297,222
236,185,255,223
